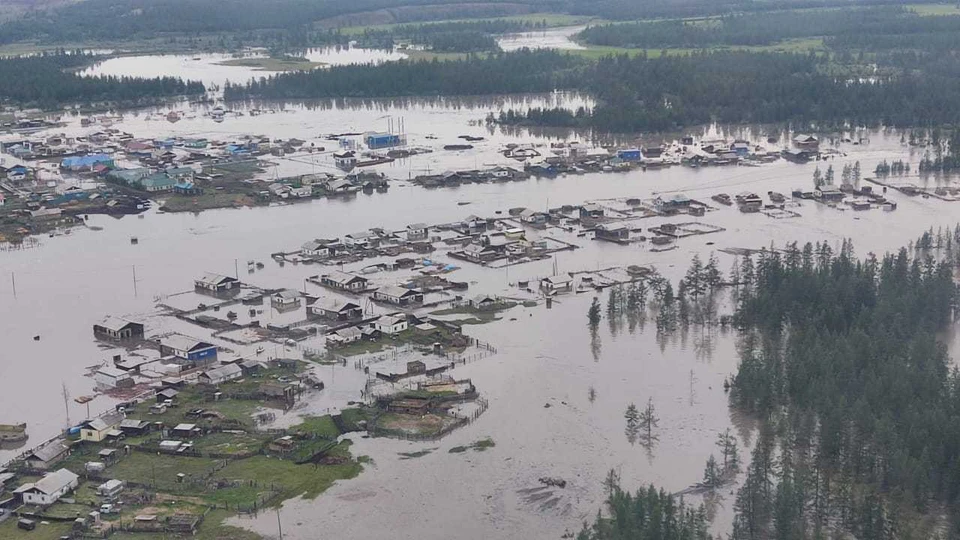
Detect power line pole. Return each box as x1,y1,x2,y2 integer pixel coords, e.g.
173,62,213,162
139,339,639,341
61,382,70,429
276,508,283,540
10,271,15,299
132,265,138,297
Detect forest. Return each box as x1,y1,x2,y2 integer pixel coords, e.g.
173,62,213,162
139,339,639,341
0,52,205,108
355,19,549,52
724,240,960,538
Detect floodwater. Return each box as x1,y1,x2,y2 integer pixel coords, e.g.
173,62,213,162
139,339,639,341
2,88,958,540
79,45,407,87
497,25,587,52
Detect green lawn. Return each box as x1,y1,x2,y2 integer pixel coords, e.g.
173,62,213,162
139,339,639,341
192,432,267,455
0,518,73,540
214,446,362,501
908,3,960,16
110,509,261,540
108,452,219,492
291,415,341,438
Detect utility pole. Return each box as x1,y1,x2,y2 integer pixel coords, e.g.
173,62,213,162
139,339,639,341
61,382,70,429
10,271,15,299
276,507,283,540
132,265,138,297
235,258,240,279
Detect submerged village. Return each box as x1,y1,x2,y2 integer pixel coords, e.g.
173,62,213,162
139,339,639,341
0,117,938,539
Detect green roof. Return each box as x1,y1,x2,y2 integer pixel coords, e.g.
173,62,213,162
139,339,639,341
141,173,176,189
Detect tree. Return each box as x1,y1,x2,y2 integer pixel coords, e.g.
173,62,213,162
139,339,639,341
588,297,602,328
812,166,823,188
824,164,835,185
703,454,723,487
638,398,659,444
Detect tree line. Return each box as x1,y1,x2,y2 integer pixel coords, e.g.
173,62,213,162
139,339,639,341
355,19,549,53
0,51,205,108
724,240,960,538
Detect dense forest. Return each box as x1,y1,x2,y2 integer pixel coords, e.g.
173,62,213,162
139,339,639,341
226,48,960,132
723,241,960,538
355,19,549,52
0,52,204,108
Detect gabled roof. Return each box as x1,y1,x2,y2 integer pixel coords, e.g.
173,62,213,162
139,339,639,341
26,441,69,463
274,289,300,300
377,314,406,327
85,412,125,432
376,285,418,299
312,298,360,312
543,273,572,284
161,335,213,353
201,363,242,381
407,223,427,230
335,326,362,339
323,270,367,285
96,316,141,333
195,272,237,287
120,419,149,429
15,469,77,495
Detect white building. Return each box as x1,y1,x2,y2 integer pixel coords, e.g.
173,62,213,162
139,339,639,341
198,364,243,385
94,366,134,389
375,314,408,334
15,469,79,506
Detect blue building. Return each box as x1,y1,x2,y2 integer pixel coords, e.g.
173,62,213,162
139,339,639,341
61,154,114,171
159,335,217,366
617,148,642,161
365,132,402,149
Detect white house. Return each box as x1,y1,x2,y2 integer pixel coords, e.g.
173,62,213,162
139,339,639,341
334,150,357,169
405,223,428,241
272,289,301,307
15,469,79,506
301,239,338,258
375,314,408,334
94,366,134,389
327,326,362,346
194,273,239,293
80,412,125,443
343,231,378,249
541,273,573,294
372,285,423,306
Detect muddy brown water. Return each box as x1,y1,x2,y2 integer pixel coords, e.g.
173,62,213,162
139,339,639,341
1,87,956,539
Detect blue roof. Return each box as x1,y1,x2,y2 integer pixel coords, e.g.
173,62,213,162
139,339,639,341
62,154,112,168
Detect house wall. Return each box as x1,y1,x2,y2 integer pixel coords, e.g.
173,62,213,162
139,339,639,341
81,428,109,443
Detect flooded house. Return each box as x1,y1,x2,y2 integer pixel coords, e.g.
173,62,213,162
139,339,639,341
519,208,549,226
372,285,424,306
405,223,429,242
334,150,357,170
309,298,362,321
782,148,814,163
815,184,845,201
654,193,692,214
14,469,78,506
595,222,630,243
93,366,134,389
580,203,605,220
271,289,302,308
158,335,217,366
327,326,362,346
301,238,339,258
793,134,820,149
320,270,369,292
541,274,574,294
344,231,380,249
194,273,239,294
93,316,145,341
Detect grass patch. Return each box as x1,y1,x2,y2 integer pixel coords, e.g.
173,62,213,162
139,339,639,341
0,517,73,540
338,407,373,432
337,13,597,35
329,339,389,356
110,509,261,540
908,3,960,16
108,452,219,492
159,192,257,212
214,445,361,501
398,449,433,459
192,431,267,455
449,437,495,453
291,415,341,438
217,56,326,71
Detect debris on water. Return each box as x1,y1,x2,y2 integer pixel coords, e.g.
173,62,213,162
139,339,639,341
539,477,567,488
544,403,551,408
33,335,40,341
458,201,471,206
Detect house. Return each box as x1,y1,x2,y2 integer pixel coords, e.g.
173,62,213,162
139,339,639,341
735,192,763,208
107,167,150,186
198,364,243,385
519,208,548,225
815,185,845,201
301,239,339,258
24,441,70,470
159,335,217,365
327,326,362,345
580,204,604,219
194,273,239,293
654,193,692,213
61,154,114,172
80,412,125,443
461,242,502,263
595,222,630,243
239,359,262,375
541,274,573,294
333,150,357,169
469,295,498,309
140,173,176,192
793,134,820,148
94,366,134,389
406,223,428,241
119,419,151,436
14,469,79,506
320,270,369,292
343,231,379,249
731,141,751,156
407,360,426,374
373,285,423,306
171,423,201,438
616,148,642,161
271,289,301,308
375,314,408,334
309,298,362,321
325,178,356,195
782,148,813,163
93,316,145,340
